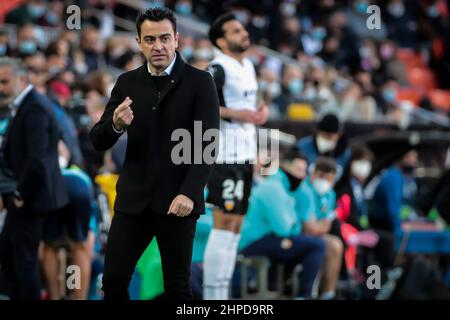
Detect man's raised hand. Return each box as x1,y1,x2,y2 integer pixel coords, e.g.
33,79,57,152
113,96,134,131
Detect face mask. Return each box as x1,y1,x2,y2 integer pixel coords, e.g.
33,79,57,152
28,4,46,18
312,27,327,41
48,66,62,75
287,79,304,96
0,44,7,56
233,10,250,25
426,5,440,18
268,82,281,98
251,16,267,29
351,160,372,179
74,63,88,75
175,3,192,16
178,46,192,60
59,156,69,169
46,12,59,25
280,2,296,17
354,1,368,14
18,40,37,55
380,45,394,60
303,87,317,100
312,178,332,195
382,88,397,103
194,48,213,60
316,135,336,154
388,3,405,17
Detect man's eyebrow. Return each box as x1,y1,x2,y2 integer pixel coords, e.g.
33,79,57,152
143,33,172,39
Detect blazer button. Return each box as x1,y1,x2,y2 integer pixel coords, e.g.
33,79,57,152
171,80,175,83
152,107,156,110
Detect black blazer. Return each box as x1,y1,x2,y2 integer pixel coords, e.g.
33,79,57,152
90,54,220,216
4,88,69,212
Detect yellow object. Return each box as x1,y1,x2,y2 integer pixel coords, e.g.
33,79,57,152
94,173,119,218
287,103,315,120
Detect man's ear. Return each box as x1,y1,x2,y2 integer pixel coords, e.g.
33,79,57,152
135,35,141,46
216,38,226,51
174,32,179,49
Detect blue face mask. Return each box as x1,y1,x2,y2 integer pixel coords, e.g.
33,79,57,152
46,12,59,25
354,1,368,14
181,46,193,60
288,79,304,96
175,3,192,16
312,28,326,41
0,44,7,56
28,5,46,18
18,40,37,55
382,88,396,103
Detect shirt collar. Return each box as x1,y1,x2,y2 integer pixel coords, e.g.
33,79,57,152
147,53,177,76
13,84,33,108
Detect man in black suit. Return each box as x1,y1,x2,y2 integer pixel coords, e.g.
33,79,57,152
90,7,220,300
0,57,69,299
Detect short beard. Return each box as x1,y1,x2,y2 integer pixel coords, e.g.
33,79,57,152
228,42,248,53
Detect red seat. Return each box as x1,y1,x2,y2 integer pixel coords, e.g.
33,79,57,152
396,87,424,106
407,67,437,92
397,49,426,68
428,89,450,111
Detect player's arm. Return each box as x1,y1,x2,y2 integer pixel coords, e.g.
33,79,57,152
208,64,268,125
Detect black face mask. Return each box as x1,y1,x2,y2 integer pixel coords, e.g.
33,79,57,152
281,167,303,191
401,164,415,175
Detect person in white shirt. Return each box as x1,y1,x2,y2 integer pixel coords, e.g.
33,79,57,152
203,13,269,300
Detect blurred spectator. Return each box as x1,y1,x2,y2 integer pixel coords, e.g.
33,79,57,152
382,0,419,49
345,0,387,41
0,29,11,58
369,150,419,233
273,64,305,117
80,26,105,73
297,113,351,181
5,0,47,26
239,148,326,299
0,57,69,300
339,81,377,122
295,157,343,300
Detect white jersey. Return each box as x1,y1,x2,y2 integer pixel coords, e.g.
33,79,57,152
208,53,258,163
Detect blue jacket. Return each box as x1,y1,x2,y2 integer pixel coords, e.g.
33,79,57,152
295,177,336,223
239,170,301,250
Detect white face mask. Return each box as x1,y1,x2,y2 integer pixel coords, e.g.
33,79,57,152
312,178,332,195
351,160,372,180
316,136,336,154
59,155,69,169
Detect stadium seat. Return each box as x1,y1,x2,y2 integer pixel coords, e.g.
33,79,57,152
396,87,424,106
287,103,315,121
407,67,437,92
397,49,426,69
428,89,450,111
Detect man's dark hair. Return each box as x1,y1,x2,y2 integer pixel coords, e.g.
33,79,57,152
280,145,307,163
314,157,337,174
208,13,237,48
136,7,176,37
350,144,374,162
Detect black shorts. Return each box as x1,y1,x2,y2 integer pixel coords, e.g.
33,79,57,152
206,163,253,215
42,170,93,244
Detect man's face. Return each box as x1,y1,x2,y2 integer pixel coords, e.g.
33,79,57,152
220,20,250,53
283,158,307,179
311,170,336,185
0,66,21,107
136,19,179,71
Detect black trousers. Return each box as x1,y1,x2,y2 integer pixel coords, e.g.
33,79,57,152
0,199,46,300
102,207,198,300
